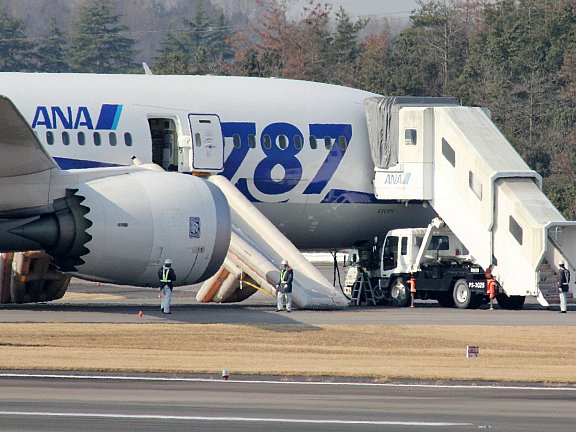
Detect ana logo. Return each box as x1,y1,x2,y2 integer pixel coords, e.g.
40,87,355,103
32,104,123,130
383,173,411,185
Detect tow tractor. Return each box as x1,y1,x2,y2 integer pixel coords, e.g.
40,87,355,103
346,218,496,309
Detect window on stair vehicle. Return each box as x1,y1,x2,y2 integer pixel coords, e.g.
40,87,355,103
405,128,417,145
509,216,523,245
468,170,483,200
441,138,455,167
401,237,408,255
382,236,399,271
428,236,449,251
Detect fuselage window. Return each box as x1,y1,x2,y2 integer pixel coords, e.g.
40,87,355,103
78,131,85,146
248,134,256,148
263,134,272,149
339,135,348,150
46,131,54,145
62,131,70,146
324,136,332,150
310,135,318,149
294,135,303,149
194,132,202,147
232,133,241,149
277,134,288,150
94,132,101,146
109,132,117,146
124,132,133,146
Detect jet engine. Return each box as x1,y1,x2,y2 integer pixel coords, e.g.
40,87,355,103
0,171,231,302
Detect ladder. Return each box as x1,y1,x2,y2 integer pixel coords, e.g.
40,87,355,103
350,270,377,306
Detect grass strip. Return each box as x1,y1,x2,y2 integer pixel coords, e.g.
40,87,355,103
0,323,574,383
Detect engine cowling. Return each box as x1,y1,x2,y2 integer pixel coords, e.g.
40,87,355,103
4,171,231,287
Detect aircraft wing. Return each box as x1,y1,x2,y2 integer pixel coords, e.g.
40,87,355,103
0,95,58,213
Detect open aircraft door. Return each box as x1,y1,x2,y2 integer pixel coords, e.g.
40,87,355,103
189,114,224,173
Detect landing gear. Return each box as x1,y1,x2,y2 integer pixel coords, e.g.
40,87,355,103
496,293,525,310
390,278,410,307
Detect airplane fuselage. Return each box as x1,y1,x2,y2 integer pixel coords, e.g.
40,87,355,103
0,73,435,248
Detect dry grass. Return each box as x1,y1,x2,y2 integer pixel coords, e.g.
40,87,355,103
0,323,575,383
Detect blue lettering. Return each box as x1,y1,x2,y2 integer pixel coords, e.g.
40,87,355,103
73,106,94,129
51,106,73,129
32,106,52,129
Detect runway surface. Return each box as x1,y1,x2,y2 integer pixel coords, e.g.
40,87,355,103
0,271,575,326
0,374,574,432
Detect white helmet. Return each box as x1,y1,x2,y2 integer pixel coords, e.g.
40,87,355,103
559,260,565,267
164,259,173,265
281,259,288,265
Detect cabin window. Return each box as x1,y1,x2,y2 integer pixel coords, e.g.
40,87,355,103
324,136,332,150
232,133,241,149
248,134,256,148
109,132,117,146
339,136,348,150
46,131,54,145
310,135,318,149
468,170,482,200
405,129,417,145
401,237,408,255
509,216,523,245
277,134,288,150
77,132,86,146
263,134,272,149
93,132,101,146
194,132,201,147
62,131,70,146
124,132,133,146
382,236,399,271
429,236,449,251
294,135,303,150
441,138,455,167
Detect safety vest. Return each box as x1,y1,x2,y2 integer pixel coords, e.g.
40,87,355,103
280,268,289,283
161,267,171,283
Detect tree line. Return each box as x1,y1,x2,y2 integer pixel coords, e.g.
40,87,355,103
2,0,576,217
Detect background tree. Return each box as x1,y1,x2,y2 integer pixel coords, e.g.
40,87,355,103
0,6,34,71
154,1,233,75
37,16,69,72
69,0,136,73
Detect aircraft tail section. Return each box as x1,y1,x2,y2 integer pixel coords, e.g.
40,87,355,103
198,175,349,309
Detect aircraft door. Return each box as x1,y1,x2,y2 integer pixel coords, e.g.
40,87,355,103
189,114,224,173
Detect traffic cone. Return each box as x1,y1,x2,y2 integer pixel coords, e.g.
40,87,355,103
138,310,143,318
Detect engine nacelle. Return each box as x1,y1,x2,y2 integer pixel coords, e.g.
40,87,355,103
75,171,231,285
2,171,231,287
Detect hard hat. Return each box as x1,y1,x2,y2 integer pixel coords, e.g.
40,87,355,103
165,259,173,265
559,260,565,267
281,259,288,265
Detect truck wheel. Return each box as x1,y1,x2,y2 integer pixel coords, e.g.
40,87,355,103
390,278,410,307
452,278,472,309
437,293,455,307
496,293,525,310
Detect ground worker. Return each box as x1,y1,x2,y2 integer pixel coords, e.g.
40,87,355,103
158,258,176,314
276,259,293,312
557,261,570,314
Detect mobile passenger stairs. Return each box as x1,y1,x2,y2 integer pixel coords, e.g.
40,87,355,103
365,97,576,307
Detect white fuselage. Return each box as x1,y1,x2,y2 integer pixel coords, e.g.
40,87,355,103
0,73,435,248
